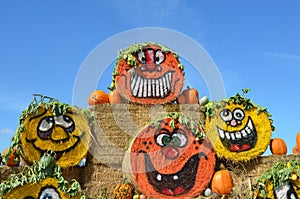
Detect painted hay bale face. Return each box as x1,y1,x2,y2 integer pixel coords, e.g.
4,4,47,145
205,93,273,162
3,177,81,199
20,105,90,168
112,42,185,104
124,113,215,199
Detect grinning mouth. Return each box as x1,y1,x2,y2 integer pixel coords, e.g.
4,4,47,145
217,117,257,152
140,151,206,196
130,71,174,98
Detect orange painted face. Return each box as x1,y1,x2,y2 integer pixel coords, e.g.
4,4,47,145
128,117,215,198
115,43,184,104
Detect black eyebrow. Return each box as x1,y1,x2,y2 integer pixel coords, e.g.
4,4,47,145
29,108,47,121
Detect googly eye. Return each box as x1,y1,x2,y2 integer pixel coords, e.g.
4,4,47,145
172,133,188,147
155,50,165,64
38,116,54,132
233,108,245,120
220,109,233,122
156,133,172,146
55,115,75,133
39,187,61,199
137,50,146,64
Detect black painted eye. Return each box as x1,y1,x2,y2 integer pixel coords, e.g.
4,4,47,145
137,50,146,64
55,115,75,133
155,50,165,64
220,109,232,122
156,133,171,146
39,187,61,199
233,108,245,120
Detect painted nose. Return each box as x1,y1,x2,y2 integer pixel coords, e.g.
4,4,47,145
162,146,179,160
230,119,238,127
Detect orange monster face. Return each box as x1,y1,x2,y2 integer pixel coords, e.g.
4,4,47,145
125,116,215,199
114,43,184,104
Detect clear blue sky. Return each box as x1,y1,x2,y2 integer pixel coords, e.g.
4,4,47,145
1,1,300,155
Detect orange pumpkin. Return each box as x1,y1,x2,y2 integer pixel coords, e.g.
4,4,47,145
113,42,185,104
270,138,287,155
211,170,234,195
124,114,215,199
176,94,186,104
296,132,300,151
108,90,123,104
88,90,109,105
293,145,300,154
182,87,199,104
2,148,20,167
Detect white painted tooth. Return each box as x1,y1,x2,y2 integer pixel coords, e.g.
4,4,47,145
230,133,236,140
143,78,147,97
138,78,144,97
162,77,168,95
241,130,247,138
132,75,140,96
156,79,160,97
168,72,172,82
148,79,152,97
173,175,179,180
218,128,225,139
248,119,254,130
166,73,171,90
235,131,241,139
246,126,252,134
152,79,156,97
159,78,164,97
157,174,162,181
225,132,231,140
130,73,137,91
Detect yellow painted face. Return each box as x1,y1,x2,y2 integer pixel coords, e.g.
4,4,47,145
205,101,272,161
3,177,81,199
20,105,91,168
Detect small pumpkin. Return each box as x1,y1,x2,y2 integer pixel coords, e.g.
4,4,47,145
88,90,109,105
176,94,186,104
182,86,199,104
270,138,287,155
1,148,20,167
113,183,135,199
296,132,300,151
293,145,300,154
211,170,234,195
108,89,123,104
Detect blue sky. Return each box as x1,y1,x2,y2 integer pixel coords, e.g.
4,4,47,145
1,1,300,155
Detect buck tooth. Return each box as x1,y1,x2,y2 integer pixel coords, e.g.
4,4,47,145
156,80,160,97
218,128,225,139
138,78,144,97
143,79,147,97
173,175,179,180
241,130,247,138
157,174,162,181
225,132,230,140
148,79,152,97
235,131,241,139
230,133,236,140
159,78,164,97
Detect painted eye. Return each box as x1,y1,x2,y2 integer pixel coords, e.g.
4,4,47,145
137,50,146,64
220,109,232,122
156,133,172,146
155,50,165,64
38,116,54,131
39,187,61,199
55,115,75,133
233,108,245,120
172,133,188,147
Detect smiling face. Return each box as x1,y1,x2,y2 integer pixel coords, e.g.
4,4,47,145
205,102,272,161
115,43,184,104
126,117,215,199
20,106,91,168
3,178,81,199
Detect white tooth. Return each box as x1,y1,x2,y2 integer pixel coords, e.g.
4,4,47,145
157,174,162,181
138,78,144,97
156,79,160,97
246,126,252,134
130,73,136,90
173,175,179,180
168,72,172,82
230,133,236,140
162,77,168,95
132,76,140,96
225,132,231,140
143,78,147,97
159,78,164,97
235,131,241,139
218,128,225,139
247,119,254,130
166,73,171,90
152,79,156,97
241,130,247,138
148,79,152,97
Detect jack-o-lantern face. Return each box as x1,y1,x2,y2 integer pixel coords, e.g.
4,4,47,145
114,42,184,104
20,106,91,168
124,115,215,198
3,178,81,199
205,101,273,161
